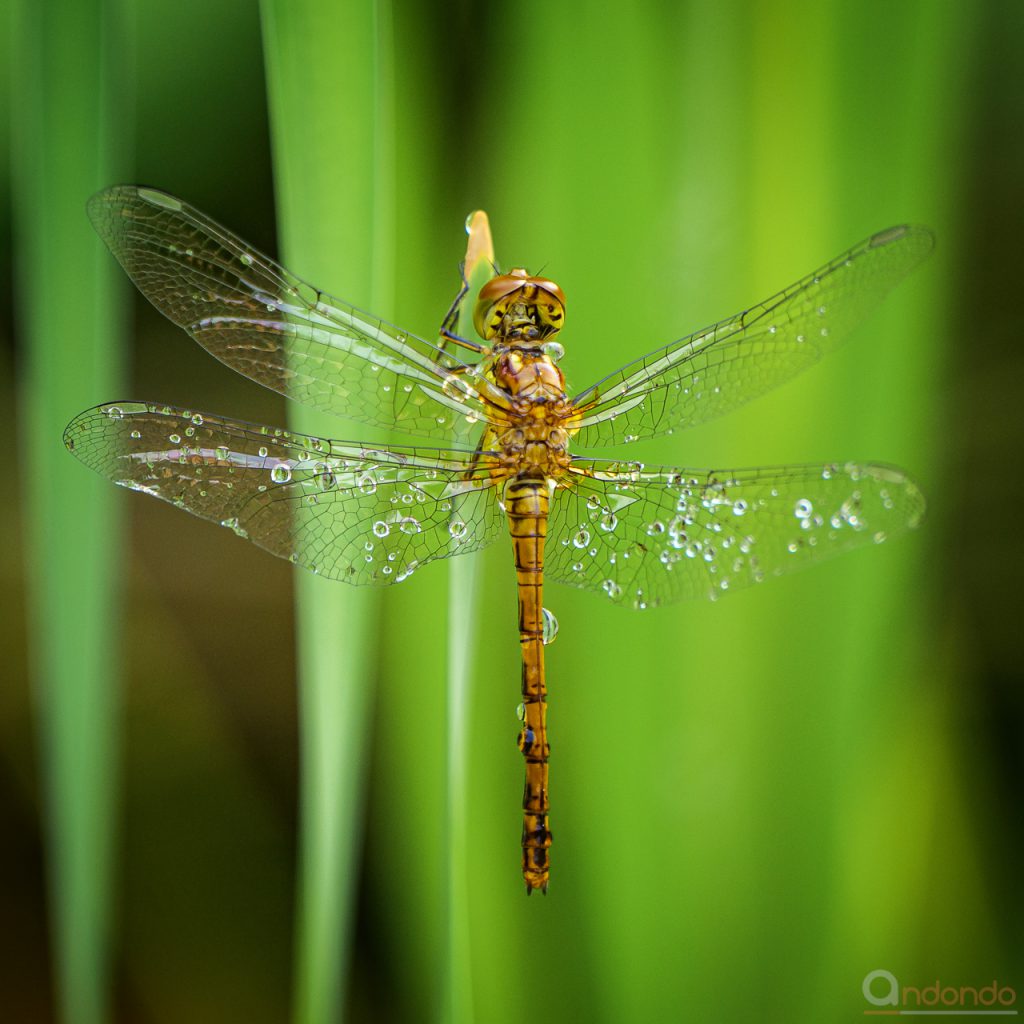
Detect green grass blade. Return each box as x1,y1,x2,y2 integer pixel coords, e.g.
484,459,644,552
443,542,478,1024
259,1,393,1020
11,0,127,1021
441,212,494,1024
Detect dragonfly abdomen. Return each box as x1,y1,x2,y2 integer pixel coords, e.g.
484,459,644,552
505,476,553,894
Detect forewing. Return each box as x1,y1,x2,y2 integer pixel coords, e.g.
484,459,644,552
88,186,497,441
546,459,925,607
570,226,934,448
64,402,506,584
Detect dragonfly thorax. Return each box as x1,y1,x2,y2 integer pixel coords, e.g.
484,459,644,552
491,347,568,404
473,267,566,342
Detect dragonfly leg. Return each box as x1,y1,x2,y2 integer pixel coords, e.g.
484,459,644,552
438,264,486,355
439,325,486,354
438,267,468,346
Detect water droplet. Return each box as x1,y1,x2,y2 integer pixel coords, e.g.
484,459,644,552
442,375,468,400
129,429,141,439
215,446,229,461
573,527,591,548
191,413,204,426
646,520,665,536
840,497,863,529
541,340,565,361
271,463,292,483
794,498,813,519
373,521,390,538
571,561,583,572
449,520,467,539
601,579,622,599
732,499,748,516
106,406,124,420
220,517,249,539
516,702,526,721
169,433,181,444
541,607,559,645
358,473,377,495
240,252,254,266
599,512,618,532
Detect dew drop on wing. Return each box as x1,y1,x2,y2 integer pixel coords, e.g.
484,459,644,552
541,607,559,645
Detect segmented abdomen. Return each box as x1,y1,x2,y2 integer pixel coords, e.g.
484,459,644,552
505,476,552,894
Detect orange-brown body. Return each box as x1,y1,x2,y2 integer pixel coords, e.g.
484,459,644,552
473,270,573,893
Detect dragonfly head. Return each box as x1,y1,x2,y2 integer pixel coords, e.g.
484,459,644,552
474,267,566,344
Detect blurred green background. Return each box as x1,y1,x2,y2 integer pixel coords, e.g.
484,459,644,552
2,1,1022,1022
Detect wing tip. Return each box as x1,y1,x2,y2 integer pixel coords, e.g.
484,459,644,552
860,461,928,530
86,184,181,237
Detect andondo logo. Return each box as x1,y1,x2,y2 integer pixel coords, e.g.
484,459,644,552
863,969,1018,1016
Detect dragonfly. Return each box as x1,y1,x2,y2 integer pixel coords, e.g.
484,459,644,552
65,186,933,894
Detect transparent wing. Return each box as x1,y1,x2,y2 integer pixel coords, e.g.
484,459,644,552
64,402,507,584
88,186,503,442
546,458,925,607
569,226,934,448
